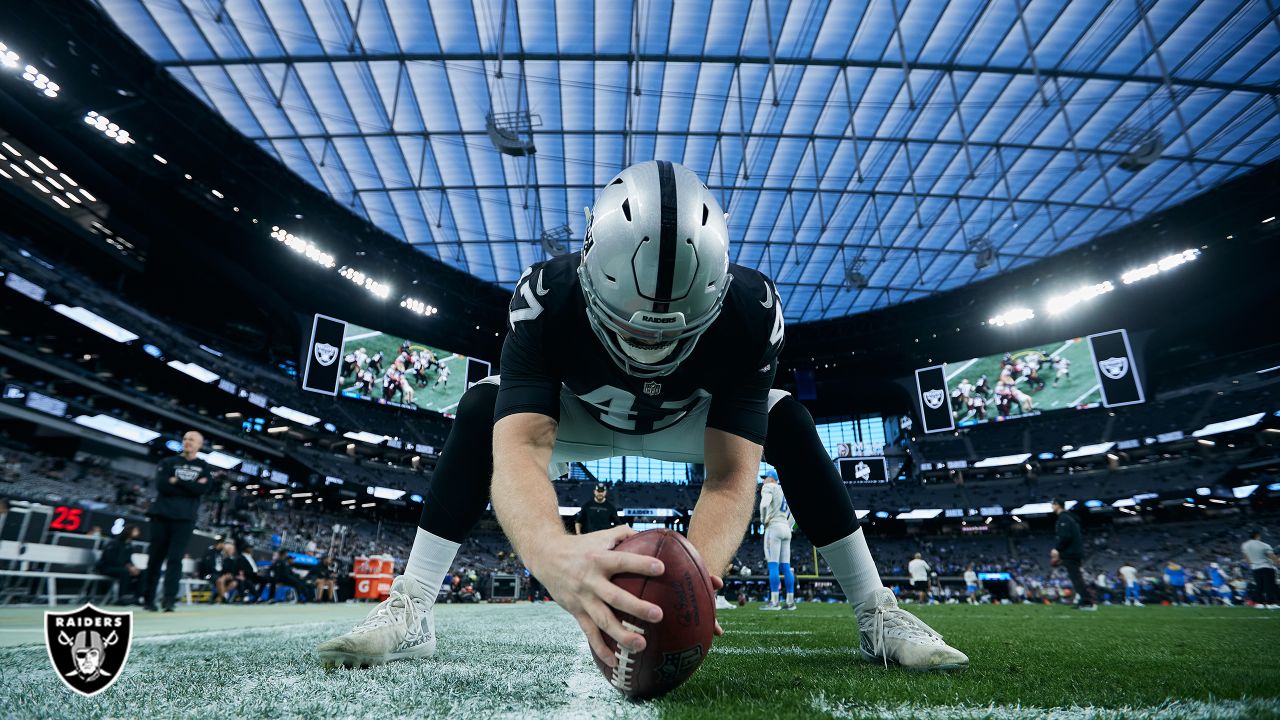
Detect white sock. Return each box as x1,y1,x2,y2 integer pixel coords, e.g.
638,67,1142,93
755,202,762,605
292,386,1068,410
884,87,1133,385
786,592,794,604
770,591,779,605
818,530,885,613
404,528,460,606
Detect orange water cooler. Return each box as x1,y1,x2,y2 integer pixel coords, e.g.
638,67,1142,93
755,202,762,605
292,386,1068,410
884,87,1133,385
353,555,395,600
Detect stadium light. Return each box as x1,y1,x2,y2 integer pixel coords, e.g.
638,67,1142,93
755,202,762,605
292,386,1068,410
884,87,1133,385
1121,245,1198,283
1121,249,1199,284
1044,281,1114,315
83,112,134,145
338,266,391,299
400,296,439,316
270,226,335,269
988,307,1034,327
1,42,61,98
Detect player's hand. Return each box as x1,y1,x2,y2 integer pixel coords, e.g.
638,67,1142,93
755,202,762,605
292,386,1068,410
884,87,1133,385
710,574,725,636
169,477,178,484
531,525,665,667
198,477,208,484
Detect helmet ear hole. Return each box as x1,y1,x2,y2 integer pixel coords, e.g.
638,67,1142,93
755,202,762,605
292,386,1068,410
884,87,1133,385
702,204,710,225
621,198,632,222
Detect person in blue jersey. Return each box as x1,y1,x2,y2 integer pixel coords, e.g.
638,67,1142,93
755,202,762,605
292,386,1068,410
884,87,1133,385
315,161,967,673
758,469,796,611
1164,562,1187,605
1207,563,1233,606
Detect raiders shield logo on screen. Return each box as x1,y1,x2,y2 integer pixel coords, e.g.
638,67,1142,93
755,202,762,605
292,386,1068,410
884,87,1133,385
854,461,871,482
1097,356,1128,380
922,389,945,409
313,342,339,367
914,365,955,433
45,604,132,697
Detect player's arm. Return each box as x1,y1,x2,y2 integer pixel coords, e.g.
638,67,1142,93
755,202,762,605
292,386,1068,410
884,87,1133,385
492,261,664,662
688,427,763,579
491,412,663,664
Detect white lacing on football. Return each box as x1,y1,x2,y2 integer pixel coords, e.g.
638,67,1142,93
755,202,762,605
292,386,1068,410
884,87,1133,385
862,592,947,668
609,621,645,692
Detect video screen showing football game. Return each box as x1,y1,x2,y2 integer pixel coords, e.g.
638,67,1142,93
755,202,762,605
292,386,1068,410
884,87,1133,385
944,337,1102,427
336,323,486,416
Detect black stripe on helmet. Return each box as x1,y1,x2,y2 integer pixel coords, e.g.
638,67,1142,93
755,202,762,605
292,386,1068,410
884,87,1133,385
652,160,677,313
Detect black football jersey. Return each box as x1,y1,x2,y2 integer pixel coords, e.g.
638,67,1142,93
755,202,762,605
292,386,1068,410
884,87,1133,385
494,253,784,445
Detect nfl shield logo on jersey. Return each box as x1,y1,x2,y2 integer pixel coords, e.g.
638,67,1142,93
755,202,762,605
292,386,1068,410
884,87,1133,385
1098,356,1129,380
643,381,662,396
45,603,133,697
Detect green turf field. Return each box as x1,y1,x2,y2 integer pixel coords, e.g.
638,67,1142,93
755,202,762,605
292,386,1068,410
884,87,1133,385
943,338,1101,425
338,323,469,414
1,601,1276,719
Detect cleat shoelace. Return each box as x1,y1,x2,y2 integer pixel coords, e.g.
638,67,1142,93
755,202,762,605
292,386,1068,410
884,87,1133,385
864,594,947,667
351,590,423,639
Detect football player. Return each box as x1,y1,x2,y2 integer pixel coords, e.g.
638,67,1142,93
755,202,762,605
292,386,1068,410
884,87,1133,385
368,350,385,375
343,347,368,380
315,160,967,673
758,469,796,610
432,362,451,390
382,367,404,403
1052,355,1071,387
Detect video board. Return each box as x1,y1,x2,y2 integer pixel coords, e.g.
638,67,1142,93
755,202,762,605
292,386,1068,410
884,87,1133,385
913,329,1142,434
301,314,491,417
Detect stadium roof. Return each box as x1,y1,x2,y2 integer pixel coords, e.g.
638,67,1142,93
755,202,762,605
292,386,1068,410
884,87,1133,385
95,0,1280,322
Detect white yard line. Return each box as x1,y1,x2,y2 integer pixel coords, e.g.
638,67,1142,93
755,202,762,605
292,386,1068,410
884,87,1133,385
946,358,979,381
556,635,658,720
343,330,382,343
1070,383,1102,407
1050,338,1077,359
811,694,1280,720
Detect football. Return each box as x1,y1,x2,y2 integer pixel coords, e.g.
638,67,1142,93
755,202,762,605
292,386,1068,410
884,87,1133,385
591,529,717,699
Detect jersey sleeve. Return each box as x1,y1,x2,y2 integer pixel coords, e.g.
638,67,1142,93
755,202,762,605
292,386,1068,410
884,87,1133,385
494,264,563,423
706,277,784,445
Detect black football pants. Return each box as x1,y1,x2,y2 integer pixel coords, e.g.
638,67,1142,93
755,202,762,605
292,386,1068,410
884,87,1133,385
1063,557,1097,606
142,517,195,607
1253,568,1279,605
416,383,862,548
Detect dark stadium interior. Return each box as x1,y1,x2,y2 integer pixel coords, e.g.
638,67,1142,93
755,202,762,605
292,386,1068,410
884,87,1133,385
0,1,1279,716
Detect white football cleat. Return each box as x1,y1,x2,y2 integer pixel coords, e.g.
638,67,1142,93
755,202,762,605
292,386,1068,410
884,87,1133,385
714,594,736,610
315,575,435,667
782,602,797,611
857,588,968,672
760,602,782,611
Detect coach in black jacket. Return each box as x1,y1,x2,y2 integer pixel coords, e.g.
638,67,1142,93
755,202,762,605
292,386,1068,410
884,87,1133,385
142,430,213,612
1050,498,1097,610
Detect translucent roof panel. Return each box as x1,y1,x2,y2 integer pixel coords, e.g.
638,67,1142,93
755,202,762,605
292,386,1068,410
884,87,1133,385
97,0,1280,322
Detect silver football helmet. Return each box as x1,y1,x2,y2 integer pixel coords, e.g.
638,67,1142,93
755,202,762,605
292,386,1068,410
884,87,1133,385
578,160,731,377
